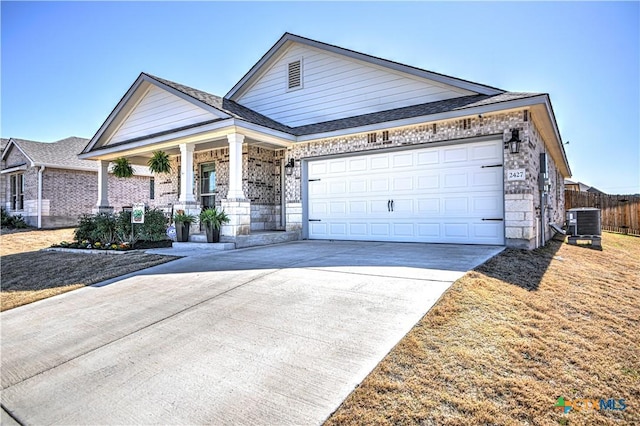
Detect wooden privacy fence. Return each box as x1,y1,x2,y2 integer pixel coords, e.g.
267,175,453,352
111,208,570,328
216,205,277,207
565,191,640,236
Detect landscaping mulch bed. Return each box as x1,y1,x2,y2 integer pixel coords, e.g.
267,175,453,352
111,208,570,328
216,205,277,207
326,232,639,425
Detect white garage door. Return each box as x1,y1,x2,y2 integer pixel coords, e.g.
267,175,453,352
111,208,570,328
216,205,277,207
307,139,504,245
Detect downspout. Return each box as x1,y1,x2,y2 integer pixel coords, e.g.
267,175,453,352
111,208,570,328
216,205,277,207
37,165,45,228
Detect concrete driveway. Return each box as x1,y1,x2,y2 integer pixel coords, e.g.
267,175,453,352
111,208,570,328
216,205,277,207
1,241,502,425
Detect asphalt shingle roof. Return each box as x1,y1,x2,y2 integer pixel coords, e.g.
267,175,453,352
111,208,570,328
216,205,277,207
11,137,95,169
8,137,149,174
143,73,541,137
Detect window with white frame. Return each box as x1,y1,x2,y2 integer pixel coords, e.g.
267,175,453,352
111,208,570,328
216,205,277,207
10,173,24,210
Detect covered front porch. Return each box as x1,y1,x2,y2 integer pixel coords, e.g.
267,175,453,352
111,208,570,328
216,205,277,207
78,73,301,242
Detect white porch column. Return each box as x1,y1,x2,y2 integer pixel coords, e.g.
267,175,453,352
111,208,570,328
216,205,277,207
93,160,113,214
226,133,246,200
179,143,196,203
221,133,250,237
96,160,109,207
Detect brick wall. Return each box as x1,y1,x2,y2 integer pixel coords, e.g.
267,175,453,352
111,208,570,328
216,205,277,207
282,110,567,248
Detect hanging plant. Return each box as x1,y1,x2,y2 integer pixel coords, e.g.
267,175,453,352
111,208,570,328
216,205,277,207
147,150,172,174
111,157,134,178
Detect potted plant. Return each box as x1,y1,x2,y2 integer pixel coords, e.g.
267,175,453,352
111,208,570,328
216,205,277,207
173,210,197,242
199,207,230,243
147,150,172,174
111,157,134,178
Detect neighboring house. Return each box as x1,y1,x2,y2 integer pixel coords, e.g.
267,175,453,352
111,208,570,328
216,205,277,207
1,136,156,228
0,138,8,212
564,179,605,194
79,33,571,249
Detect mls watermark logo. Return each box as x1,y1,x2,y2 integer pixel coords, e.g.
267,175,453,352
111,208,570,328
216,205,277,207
555,396,627,413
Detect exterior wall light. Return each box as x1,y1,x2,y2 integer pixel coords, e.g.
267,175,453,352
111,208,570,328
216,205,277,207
284,158,295,176
506,129,521,154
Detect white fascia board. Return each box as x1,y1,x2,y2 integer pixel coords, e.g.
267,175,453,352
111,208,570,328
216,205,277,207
541,95,571,176
32,163,97,172
79,119,235,159
295,95,550,142
234,121,296,146
1,164,28,174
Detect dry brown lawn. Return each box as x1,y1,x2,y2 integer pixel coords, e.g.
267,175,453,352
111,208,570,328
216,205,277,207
1,228,176,311
326,232,639,425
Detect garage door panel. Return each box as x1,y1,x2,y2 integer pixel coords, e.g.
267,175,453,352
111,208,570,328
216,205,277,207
417,223,441,237
417,151,439,165
370,223,391,236
309,201,328,215
370,178,389,192
392,152,414,168
444,173,468,188
473,196,502,215
349,179,367,193
330,223,347,235
349,201,367,214
307,139,504,245
349,223,368,235
418,198,440,214
393,223,414,236
370,156,389,170
444,223,470,238
329,160,347,174
472,169,502,188
443,147,468,163
392,199,414,214
417,175,439,190
471,143,502,161
309,181,327,196
393,176,414,191
443,198,469,215
349,158,367,171
310,222,328,236
473,222,502,239
330,202,347,214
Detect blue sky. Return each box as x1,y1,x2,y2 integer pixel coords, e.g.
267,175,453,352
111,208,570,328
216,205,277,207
2,1,639,194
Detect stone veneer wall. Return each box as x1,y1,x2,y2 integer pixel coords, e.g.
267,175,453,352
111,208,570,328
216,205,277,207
284,110,566,248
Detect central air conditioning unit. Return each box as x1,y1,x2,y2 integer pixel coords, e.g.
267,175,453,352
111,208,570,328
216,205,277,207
566,208,601,236
566,207,602,248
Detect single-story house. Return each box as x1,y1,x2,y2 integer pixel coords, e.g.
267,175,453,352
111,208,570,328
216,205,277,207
564,179,605,194
79,33,571,249
1,136,157,228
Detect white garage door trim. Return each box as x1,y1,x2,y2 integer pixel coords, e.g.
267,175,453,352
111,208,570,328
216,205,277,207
303,138,505,245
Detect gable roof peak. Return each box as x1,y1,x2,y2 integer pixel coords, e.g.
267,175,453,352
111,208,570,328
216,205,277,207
225,32,505,100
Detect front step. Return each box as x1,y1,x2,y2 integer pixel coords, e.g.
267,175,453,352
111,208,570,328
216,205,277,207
173,241,235,250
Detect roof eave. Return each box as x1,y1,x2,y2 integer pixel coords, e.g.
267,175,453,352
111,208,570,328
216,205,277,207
295,95,550,141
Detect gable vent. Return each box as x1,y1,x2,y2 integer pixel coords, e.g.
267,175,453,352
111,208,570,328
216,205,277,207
367,132,377,143
288,60,302,89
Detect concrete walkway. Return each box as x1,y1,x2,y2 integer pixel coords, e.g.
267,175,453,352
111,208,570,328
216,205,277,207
1,241,503,425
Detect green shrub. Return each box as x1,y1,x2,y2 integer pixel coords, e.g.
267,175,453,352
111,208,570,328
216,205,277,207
137,209,169,241
72,208,169,245
1,208,29,229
